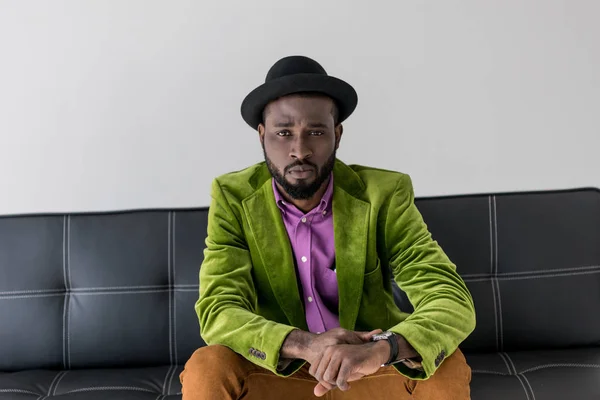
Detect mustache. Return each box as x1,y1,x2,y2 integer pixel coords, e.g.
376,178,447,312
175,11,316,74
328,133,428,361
284,160,317,174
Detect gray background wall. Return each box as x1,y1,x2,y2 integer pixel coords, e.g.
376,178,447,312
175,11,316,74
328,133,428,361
0,0,598,214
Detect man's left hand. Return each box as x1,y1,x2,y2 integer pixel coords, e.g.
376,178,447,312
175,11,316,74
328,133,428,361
308,341,389,397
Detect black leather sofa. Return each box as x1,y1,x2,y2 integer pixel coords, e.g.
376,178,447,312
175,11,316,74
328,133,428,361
1,187,599,399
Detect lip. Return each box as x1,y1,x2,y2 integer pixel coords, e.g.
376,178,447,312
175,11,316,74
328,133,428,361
288,167,315,179
288,167,314,173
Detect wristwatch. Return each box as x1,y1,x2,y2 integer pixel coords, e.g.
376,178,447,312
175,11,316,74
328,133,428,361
372,331,423,370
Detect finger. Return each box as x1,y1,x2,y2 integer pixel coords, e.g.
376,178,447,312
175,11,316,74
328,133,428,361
314,377,336,397
336,359,355,391
308,356,319,377
308,343,329,377
357,329,383,342
313,348,333,383
322,352,344,386
314,382,332,397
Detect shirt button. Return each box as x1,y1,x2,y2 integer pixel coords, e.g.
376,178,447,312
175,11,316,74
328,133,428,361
308,296,313,302
322,210,327,215
301,217,307,223
301,256,307,263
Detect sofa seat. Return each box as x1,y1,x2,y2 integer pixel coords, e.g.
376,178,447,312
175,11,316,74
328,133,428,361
0,365,183,400
3,348,599,399
467,347,600,399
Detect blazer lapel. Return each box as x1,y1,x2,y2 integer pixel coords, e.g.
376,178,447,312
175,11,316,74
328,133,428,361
332,162,370,330
242,180,308,331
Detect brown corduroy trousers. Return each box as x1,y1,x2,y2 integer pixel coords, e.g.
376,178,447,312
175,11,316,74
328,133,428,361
179,345,471,400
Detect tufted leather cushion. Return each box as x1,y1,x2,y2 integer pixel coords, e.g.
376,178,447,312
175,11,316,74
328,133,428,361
467,348,600,399
0,366,183,399
415,188,600,399
1,188,599,399
416,188,600,353
0,211,207,373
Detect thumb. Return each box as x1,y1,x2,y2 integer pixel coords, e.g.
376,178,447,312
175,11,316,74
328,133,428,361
314,383,331,397
357,329,383,342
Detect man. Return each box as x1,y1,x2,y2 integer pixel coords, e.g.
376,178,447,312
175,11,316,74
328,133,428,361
180,56,476,399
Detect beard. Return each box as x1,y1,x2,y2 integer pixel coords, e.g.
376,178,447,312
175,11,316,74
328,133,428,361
263,147,336,200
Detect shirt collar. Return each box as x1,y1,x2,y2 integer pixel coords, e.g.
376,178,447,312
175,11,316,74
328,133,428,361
273,173,334,214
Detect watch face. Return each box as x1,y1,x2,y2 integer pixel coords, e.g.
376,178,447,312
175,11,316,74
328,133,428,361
372,331,394,341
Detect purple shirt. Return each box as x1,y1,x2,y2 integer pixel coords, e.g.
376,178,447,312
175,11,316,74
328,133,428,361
273,176,340,333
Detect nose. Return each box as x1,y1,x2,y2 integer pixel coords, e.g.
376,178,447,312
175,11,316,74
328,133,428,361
289,135,312,161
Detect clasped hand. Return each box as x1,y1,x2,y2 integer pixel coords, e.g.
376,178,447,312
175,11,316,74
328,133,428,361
303,328,389,397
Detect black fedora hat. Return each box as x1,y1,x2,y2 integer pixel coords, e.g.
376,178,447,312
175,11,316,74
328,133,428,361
241,56,358,129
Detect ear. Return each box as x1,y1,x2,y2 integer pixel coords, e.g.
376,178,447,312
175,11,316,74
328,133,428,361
258,123,265,146
334,124,343,150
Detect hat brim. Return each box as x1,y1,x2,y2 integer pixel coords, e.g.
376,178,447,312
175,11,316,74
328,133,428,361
241,73,358,129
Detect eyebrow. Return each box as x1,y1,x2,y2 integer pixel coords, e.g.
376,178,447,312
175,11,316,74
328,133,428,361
272,121,329,128
273,121,295,128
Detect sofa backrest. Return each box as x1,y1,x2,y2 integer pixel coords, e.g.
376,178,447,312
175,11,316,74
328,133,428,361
0,210,208,371
416,188,600,353
1,188,598,371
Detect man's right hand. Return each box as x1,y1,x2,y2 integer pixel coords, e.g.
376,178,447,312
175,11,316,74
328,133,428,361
280,327,382,364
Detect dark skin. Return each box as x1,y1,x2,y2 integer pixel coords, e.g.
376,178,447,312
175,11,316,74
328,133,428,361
259,94,419,396
259,94,342,212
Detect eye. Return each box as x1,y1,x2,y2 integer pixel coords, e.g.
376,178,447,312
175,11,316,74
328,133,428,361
310,131,324,136
277,130,291,137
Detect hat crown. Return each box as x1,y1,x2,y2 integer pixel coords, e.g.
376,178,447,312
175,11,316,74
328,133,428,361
265,56,327,82
242,55,357,129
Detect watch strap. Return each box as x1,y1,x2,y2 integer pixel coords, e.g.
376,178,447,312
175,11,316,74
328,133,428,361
384,333,399,366
373,332,424,370
373,332,399,366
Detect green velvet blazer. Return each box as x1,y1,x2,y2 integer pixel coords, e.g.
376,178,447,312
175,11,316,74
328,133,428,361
195,159,476,379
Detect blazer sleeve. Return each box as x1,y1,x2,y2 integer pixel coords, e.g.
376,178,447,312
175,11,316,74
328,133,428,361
385,174,476,380
195,179,302,376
